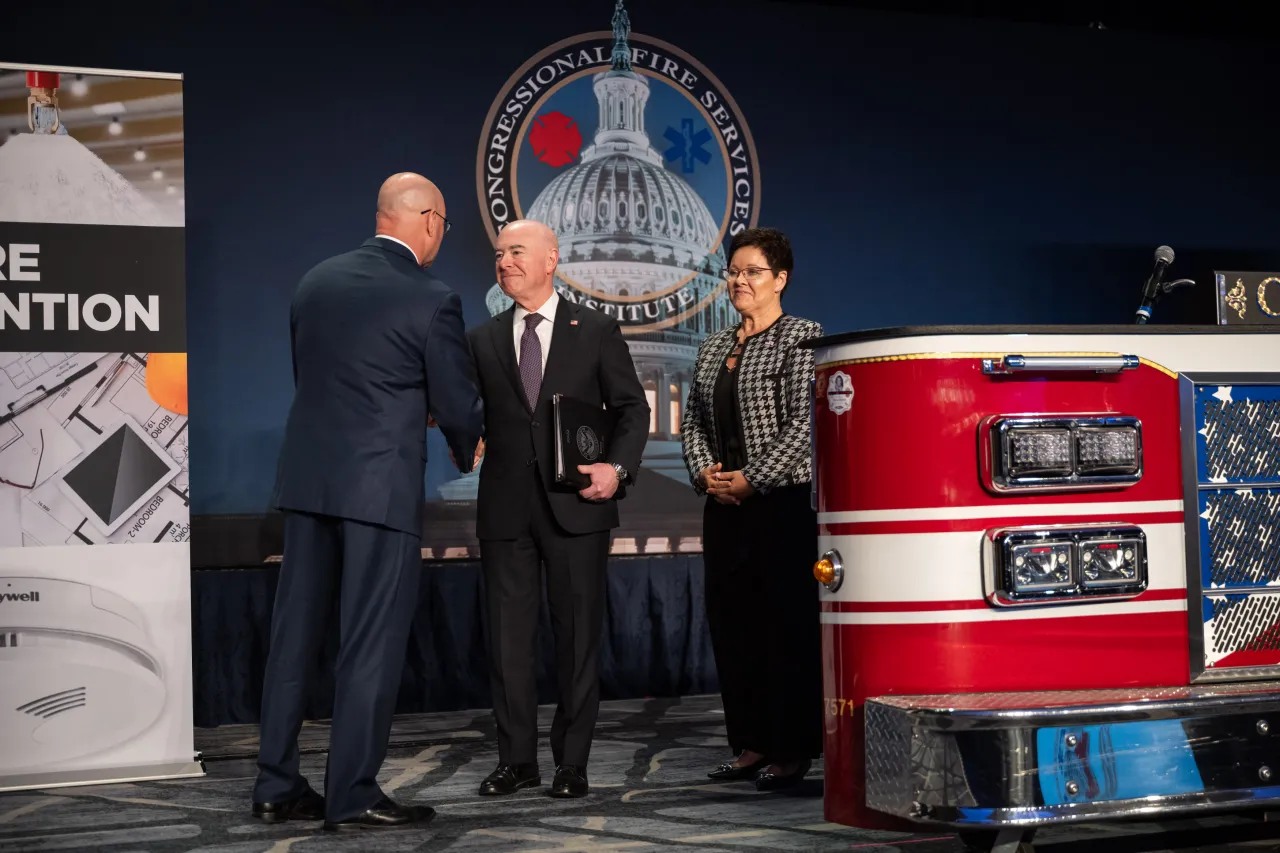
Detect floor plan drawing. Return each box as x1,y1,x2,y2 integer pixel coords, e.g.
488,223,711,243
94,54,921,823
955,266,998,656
0,420,19,455
0,351,105,413
2,352,73,387
1,351,190,549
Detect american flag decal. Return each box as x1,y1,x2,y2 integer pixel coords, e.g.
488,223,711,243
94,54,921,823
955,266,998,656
1195,383,1280,671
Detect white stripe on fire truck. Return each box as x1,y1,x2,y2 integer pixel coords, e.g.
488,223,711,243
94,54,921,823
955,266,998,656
811,333,1280,376
819,598,1187,625
816,500,1183,524
816,523,1186,603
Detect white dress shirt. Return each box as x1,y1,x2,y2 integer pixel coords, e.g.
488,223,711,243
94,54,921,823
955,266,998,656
374,234,421,265
512,290,559,376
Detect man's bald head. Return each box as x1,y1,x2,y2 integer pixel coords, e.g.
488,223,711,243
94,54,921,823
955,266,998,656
503,219,558,251
377,173,441,217
374,172,448,267
494,219,560,310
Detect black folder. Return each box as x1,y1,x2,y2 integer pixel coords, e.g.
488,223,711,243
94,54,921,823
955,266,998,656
553,393,616,489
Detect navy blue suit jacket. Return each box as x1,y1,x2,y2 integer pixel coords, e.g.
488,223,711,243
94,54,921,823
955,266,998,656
273,237,484,536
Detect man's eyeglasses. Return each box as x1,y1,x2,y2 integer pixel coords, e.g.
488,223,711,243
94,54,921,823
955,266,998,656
720,266,772,282
422,209,451,234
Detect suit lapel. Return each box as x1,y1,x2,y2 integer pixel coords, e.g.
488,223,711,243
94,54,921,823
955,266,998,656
492,308,526,408
537,298,578,411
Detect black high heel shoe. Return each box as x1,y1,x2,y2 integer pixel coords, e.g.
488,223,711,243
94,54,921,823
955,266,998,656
755,758,811,791
707,754,768,781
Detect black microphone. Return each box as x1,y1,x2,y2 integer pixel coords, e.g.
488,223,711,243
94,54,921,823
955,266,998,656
1134,245,1174,324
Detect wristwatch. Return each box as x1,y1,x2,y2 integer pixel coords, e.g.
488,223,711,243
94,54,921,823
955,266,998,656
610,463,628,484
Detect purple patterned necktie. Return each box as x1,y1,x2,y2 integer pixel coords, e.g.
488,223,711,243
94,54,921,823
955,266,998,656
519,313,544,409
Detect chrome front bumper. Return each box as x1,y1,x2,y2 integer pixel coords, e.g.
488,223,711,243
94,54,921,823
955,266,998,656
864,681,1280,828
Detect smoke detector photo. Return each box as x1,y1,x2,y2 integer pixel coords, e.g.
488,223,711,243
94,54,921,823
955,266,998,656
0,576,167,769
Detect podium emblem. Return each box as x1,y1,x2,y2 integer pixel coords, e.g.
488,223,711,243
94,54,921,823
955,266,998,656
1215,271,1280,324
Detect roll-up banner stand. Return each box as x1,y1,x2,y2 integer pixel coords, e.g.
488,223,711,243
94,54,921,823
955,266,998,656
0,62,203,791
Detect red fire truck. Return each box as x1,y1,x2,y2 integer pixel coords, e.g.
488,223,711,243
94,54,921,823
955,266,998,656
806,325,1280,852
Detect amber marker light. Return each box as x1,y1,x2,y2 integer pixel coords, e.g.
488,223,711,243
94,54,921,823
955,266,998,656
813,550,843,592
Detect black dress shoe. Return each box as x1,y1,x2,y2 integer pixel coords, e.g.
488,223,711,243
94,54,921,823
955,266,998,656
251,787,325,822
549,765,588,798
322,797,435,831
479,763,542,796
707,755,767,781
755,759,812,791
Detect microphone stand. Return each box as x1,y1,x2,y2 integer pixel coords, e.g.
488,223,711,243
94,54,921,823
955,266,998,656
1133,245,1195,324
1135,278,1197,324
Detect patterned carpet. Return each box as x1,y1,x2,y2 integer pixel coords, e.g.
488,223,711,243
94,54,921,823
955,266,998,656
1,695,1278,852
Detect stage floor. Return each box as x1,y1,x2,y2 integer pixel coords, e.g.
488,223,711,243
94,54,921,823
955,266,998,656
1,695,1277,852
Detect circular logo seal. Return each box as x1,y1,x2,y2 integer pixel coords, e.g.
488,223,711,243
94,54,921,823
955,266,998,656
476,1,761,334
576,425,602,461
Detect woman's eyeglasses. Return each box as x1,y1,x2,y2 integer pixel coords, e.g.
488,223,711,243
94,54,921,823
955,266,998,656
720,266,772,282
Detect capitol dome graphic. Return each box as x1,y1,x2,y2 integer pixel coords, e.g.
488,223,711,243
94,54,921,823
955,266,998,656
444,1,740,504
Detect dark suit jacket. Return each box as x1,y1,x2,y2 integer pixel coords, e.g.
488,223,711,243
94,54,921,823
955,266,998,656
273,237,484,536
467,296,650,539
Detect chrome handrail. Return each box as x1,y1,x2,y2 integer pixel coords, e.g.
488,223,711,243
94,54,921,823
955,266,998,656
982,354,1140,375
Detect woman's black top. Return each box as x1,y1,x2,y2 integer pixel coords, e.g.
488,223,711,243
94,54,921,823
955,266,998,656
712,336,748,472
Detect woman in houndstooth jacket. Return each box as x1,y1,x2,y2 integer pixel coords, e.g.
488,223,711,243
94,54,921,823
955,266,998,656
680,227,824,791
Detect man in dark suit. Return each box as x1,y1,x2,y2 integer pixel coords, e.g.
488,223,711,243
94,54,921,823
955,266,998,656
252,173,484,831
468,219,649,799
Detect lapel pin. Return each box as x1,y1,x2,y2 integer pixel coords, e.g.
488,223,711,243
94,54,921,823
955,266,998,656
570,320,579,325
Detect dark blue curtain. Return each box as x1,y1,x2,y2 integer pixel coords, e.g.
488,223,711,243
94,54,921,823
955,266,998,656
191,555,718,728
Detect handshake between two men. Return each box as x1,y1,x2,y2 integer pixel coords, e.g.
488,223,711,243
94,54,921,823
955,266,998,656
432,414,486,472
256,175,652,830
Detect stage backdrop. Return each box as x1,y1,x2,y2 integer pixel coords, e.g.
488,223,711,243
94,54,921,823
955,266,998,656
0,64,201,790
6,1,1279,568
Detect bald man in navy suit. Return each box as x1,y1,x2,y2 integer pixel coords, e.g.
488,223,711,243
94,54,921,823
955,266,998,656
468,220,649,799
253,173,484,832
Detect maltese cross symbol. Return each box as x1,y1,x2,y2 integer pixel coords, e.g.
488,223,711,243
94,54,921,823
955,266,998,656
663,118,712,173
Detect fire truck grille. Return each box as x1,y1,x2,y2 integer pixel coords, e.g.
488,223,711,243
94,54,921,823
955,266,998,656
1207,595,1280,654
1199,488,1280,588
1197,393,1280,483
1194,383,1280,677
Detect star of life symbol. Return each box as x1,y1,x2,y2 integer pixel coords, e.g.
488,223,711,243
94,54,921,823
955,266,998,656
827,371,853,415
576,425,602,461
664,118,712,173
